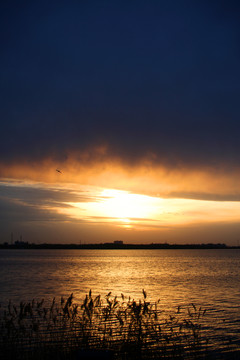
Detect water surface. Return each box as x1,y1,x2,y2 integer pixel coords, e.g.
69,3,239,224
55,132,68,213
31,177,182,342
0,249,239,353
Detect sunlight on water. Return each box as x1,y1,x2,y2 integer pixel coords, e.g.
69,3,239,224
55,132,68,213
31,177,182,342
0,249,240,354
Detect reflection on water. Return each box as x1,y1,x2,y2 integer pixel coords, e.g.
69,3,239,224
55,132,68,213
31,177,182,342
0,249,240,353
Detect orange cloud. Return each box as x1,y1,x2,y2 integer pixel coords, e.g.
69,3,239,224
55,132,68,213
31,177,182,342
1,151,240,202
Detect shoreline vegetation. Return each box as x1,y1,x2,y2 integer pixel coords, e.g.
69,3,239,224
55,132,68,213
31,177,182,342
1,241,239,250
1,290,238,360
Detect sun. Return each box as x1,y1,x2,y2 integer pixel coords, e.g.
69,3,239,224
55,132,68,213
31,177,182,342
100,189,158,221
58,187,162,228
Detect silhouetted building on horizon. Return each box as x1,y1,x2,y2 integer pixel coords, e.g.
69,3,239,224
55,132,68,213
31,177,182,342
114,240,123,245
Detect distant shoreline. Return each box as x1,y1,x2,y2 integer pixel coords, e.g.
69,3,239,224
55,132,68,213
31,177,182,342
0,242,239,250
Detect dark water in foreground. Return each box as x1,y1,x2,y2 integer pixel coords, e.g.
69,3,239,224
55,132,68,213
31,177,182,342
0,249,239,355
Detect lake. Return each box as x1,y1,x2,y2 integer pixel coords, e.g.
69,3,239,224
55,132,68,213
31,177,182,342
0,249,239,355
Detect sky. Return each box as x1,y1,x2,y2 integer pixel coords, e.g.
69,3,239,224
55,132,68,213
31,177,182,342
1,0,240,245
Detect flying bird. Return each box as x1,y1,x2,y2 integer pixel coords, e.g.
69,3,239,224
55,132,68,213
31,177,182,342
56,169,62,174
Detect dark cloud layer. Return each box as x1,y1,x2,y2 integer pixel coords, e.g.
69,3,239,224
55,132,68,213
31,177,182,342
167,192,240,202
1,1,240,169
0,183,97,206
0,182,98,225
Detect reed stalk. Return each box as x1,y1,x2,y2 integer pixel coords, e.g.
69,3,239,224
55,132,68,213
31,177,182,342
0,290,210,359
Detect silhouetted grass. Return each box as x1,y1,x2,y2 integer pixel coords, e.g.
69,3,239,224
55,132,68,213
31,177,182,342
0,290,220,359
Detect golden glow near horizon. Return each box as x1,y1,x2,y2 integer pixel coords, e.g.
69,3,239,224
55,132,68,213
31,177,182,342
55,186,240,230
1,177,240,235
61,188,161,228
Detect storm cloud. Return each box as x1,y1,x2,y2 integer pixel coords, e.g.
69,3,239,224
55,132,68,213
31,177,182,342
1,0,240,170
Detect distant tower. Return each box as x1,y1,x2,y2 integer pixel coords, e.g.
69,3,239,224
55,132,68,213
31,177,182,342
11,232,13,245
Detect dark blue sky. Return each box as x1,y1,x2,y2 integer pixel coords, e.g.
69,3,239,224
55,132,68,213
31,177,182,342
1,0,240,168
